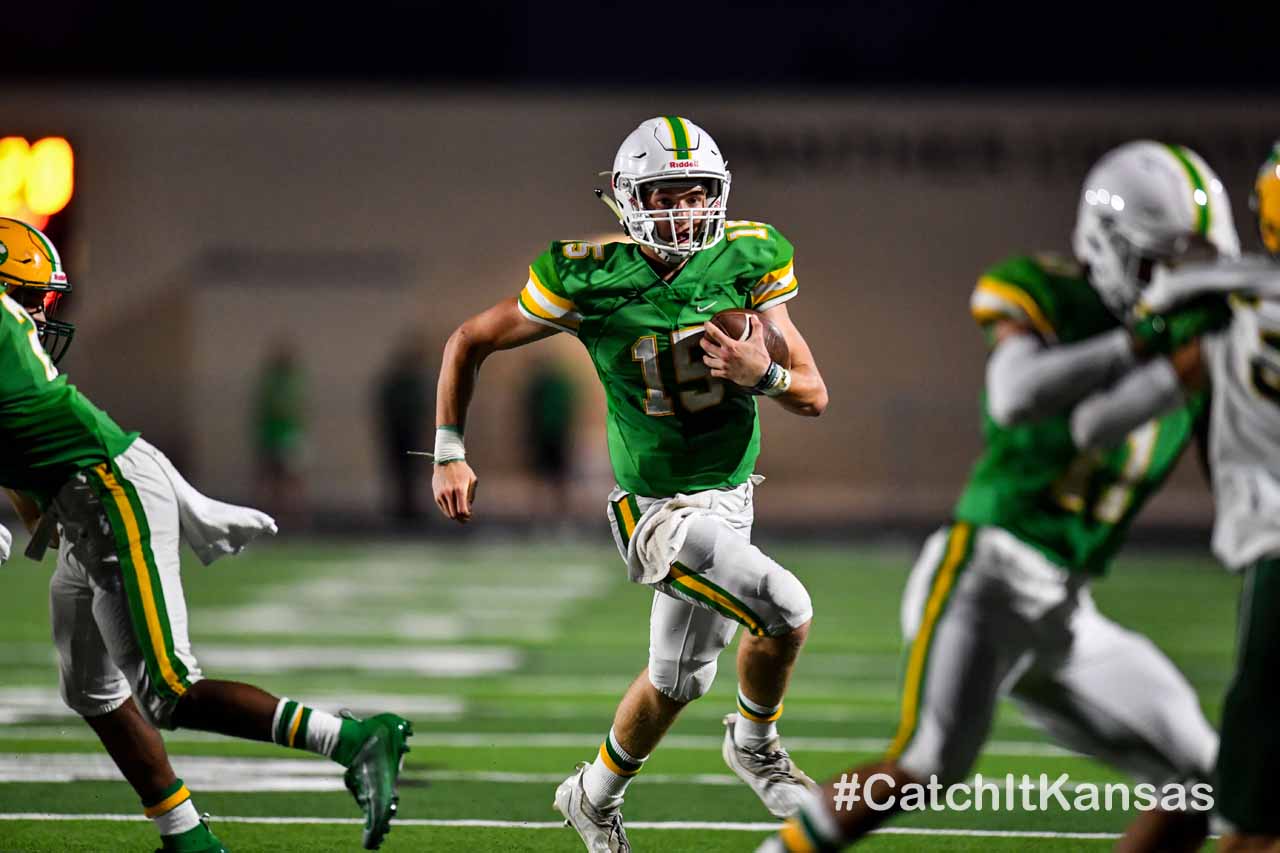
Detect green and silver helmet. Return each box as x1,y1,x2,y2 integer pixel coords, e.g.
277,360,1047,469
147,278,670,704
1072,141,1239,317
609,116,731,261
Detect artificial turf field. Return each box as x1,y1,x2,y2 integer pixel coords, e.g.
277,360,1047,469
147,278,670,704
0,538,1238,852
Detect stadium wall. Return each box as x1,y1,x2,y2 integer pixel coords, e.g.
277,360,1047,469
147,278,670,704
9,88,1275,525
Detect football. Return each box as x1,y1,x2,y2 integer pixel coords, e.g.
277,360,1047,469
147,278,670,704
711,308,791,368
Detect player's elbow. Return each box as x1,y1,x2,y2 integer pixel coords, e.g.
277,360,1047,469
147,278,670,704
791,381,828,417
445,319,495,366
805,386,829,417
986,388,1027,428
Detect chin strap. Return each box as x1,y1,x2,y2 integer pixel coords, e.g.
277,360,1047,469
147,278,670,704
593,189,625,225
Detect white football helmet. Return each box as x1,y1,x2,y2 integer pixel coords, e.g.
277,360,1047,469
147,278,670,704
610,116,731,259
1072,140,1240,317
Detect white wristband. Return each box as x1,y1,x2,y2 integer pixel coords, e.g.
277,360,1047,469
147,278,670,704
760,365,793,397
434,426,466,464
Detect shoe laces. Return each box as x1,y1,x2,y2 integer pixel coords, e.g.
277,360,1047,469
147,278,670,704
579,780,630,850
743,745,802,784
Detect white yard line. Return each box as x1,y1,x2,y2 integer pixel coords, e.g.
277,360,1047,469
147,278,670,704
0,729,1075,757
196,645,520,676
0,813,1130,838
0,755,1124,793
0,688,465,725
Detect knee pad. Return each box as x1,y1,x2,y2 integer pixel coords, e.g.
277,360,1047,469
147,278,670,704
676,515,812,636
58,672,132,720
648,652,719,703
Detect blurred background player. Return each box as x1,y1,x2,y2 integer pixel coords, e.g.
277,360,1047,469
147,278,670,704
432,116,828,852
374,329,432,523
523,355,578,528
252,339,308,528
0,217,412,852
758,141,1239,853
1123,141,1280,853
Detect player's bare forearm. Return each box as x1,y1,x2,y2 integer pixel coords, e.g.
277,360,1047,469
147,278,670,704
433,298,555,524
764,304,828,417
436,297,557,432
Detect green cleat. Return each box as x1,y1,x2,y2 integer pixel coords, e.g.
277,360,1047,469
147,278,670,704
342,712,414,850
155,814,228,853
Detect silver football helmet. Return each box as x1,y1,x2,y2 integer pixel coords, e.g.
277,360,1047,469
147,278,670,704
609,116,731,260
1072,140,1239,317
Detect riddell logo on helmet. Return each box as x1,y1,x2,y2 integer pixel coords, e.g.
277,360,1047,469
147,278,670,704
668,160,699,168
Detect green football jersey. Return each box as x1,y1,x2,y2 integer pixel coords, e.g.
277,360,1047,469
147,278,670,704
0,293,137,506
954,254,1204,575
516,222,798,497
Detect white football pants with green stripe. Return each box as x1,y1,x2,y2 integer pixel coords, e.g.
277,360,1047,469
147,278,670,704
889,522,1217,787
607,480,812,703
49,438,205,727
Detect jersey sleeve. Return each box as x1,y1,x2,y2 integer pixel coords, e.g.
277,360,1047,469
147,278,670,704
969,256,1059,343
746,225,798,311
516,245,581,337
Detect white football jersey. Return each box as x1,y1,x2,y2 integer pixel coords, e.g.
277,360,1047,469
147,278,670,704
1203,256,1280,568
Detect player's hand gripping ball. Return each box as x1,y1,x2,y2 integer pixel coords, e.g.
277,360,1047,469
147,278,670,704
701,308,791,393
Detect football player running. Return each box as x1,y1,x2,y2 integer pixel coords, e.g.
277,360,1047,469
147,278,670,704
0,217,412,853
758,141,1237,853
1124,141,1280,853
432,116,828,851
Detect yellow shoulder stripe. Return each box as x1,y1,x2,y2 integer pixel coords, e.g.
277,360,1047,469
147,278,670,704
519,289,558,321
973,277,1055,340
752,279,798,307
529,267,573,312
755,258,794,288
517,293,579,332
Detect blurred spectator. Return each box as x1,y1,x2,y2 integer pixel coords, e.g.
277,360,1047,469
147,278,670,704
375,332,432,522
252,340,308,526
524,358,577,523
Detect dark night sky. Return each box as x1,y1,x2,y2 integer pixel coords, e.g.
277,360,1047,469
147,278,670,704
24,1,1276,91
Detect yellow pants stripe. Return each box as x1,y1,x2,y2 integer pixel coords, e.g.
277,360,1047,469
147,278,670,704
617,497,637,540
886,523,972,758
287,705,305,747
94,464,188,699
143,784,191,818
779,818,818,853
669,563,765,636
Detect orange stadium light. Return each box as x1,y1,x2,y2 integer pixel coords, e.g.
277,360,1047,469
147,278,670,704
0,136,73,229
26,137,74,216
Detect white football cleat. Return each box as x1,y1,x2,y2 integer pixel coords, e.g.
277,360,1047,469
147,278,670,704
553,763,632,853
722,714,819,818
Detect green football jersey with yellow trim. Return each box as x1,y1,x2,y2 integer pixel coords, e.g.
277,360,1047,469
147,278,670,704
954,254,1205,575
517,222,797,497
0,293,137,506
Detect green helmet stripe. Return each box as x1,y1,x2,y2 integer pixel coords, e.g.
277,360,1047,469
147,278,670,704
22,222,62,275
1165,144,1211,237
664,116,691,160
